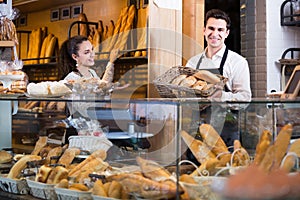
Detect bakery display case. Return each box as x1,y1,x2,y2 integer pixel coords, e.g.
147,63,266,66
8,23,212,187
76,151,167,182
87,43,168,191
0,95,300,199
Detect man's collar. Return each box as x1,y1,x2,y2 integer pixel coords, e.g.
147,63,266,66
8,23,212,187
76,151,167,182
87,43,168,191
203,45,227,59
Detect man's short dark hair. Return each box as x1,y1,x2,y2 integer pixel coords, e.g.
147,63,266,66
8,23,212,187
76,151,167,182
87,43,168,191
205,9,231,30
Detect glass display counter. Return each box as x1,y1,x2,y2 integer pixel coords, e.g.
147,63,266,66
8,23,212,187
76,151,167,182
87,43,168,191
0,96,299,199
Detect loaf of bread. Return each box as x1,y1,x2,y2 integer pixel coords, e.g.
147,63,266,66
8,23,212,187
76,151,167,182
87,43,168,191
35,164,52,183
0,150,12,164
92,179,108,197
253,130,272,166
179,76,197,87
199,124,229,156
31,136,48,155
8,155,41,179
272,124,293,169
180,130,216,164
107,173,179,199
136,156,171,182
57,147,80,168
193,70,221,84
46,166,68,184
171,74,187,85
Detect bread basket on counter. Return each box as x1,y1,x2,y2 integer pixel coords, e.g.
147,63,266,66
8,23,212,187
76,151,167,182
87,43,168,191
0,175,29,194
153,66,227,98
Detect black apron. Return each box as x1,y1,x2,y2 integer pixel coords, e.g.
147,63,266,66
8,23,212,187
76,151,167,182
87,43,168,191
195,47,239,147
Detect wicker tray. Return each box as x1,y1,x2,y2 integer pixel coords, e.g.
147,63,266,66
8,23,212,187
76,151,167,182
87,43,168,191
153,66,227,98
27,179,57,200
0,175,29,194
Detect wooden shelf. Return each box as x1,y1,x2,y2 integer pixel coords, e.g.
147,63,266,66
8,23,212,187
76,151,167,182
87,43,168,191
0,41,14,47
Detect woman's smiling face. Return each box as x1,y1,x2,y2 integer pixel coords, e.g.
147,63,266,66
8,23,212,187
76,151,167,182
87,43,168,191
72,40,95,67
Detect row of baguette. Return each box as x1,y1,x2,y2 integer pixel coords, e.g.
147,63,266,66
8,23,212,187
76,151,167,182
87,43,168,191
2,123,300,199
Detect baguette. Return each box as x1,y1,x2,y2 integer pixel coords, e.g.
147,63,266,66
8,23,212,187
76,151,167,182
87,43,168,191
57,147,80,168
180,130,216,164
193,70,220,84
45,146,63,164
281,138,300,172
31,136,48,155
199,124,229,156
107,173,179,199
253,130,272,166
39,33,53,64
68,149,107,176
136,156,171,182
272,124,293,169
44,36,57,63
8,155,41,179
78,13,88,36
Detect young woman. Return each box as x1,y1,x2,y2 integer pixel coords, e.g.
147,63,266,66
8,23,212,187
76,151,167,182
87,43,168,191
58,35,119,82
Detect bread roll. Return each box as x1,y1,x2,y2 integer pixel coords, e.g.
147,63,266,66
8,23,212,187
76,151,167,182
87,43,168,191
35,164,52,183
92,179,108,197
192,80,207,90
46,166,68,184
193,70,220,84
0,150,12,164
69,183,89,191
108,181,122,199
179,76,197,87
56,179,69,189
171,74,187,85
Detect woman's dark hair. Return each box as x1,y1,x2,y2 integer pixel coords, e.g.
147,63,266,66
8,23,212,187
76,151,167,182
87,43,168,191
204,9,231,30
58,35,89,79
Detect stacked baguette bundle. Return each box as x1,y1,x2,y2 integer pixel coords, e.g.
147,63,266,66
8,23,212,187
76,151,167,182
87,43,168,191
0,17,18,44
25,27,58,65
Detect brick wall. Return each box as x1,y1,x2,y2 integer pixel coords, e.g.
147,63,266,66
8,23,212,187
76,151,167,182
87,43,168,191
241,0,300,97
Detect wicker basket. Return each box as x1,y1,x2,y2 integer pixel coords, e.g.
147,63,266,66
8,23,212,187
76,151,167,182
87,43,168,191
27,179,57,200
153,66,227,98
68,136,113,153
0,175,29,194
55,187,92,200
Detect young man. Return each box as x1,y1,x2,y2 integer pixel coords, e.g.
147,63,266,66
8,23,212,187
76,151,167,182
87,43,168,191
186,9,251,102
186,9,252,147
